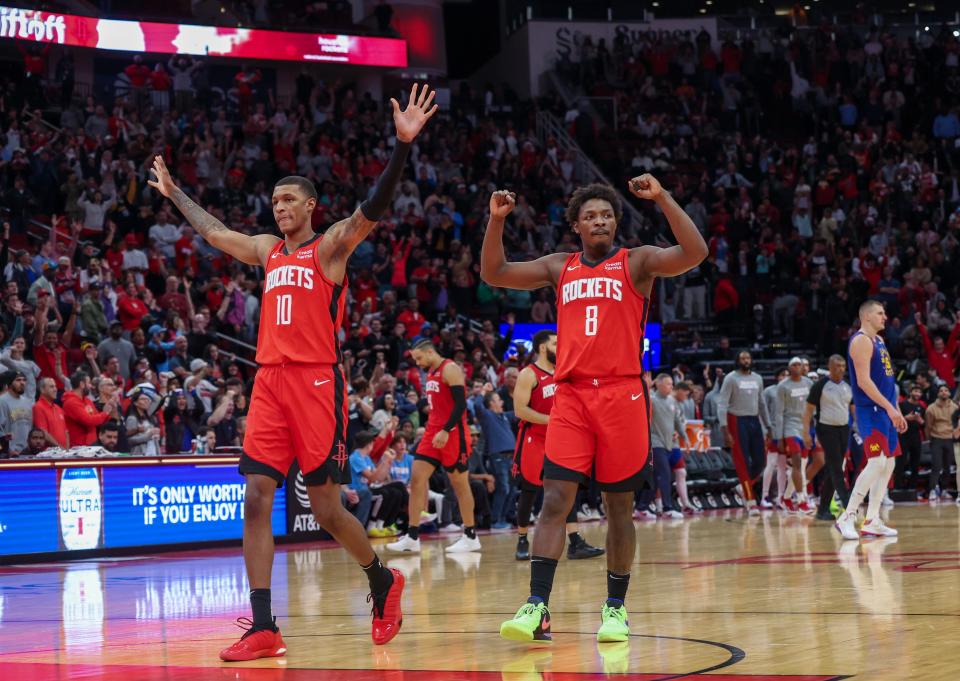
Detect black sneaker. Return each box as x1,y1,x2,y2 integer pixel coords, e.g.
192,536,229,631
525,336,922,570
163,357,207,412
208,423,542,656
814,511,835,521
515,535,530,561
568,536,605,560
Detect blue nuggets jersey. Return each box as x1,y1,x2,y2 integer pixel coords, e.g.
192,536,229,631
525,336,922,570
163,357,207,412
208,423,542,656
848,331,896,408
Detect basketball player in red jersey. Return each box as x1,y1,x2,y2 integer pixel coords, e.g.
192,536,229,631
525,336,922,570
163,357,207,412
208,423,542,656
148,84,438,660
513,329,604,561
483,177,707,643
386,339,481,553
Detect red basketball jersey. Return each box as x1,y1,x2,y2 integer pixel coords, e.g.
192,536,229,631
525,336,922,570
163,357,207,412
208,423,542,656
524,363,556,439
424,359,468,432
554,247,649,382
256,236,346,365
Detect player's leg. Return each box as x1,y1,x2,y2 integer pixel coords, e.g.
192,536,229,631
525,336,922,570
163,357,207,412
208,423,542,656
387,458,436,551
565,497,604,558
243,474,282,632
221,370,292,662
744,417,766,512
516,487,537,560
806,448,825,490
837,409,889,539
761,446,778,507
444,468,481,552
727,414,757,507
307,478,405,644
776,453,788,506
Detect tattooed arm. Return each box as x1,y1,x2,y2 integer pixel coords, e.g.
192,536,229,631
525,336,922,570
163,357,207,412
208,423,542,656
148,155,279,266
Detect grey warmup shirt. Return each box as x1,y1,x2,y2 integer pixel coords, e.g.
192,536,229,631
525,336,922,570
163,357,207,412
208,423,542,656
717,370,771,432
772,376,813,440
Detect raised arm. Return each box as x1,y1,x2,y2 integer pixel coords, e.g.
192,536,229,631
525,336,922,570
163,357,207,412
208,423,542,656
480,190,565,290
148,155,278,266
316,83,437,284
513,366,549,426
628,175,708,280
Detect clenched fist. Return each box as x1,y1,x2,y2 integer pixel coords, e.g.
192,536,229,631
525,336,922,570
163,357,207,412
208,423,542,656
489,190,516,219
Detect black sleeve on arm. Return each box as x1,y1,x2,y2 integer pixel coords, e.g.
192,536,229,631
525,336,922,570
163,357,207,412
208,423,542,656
443,384,467,432
807,377,826,406
360,141,411,221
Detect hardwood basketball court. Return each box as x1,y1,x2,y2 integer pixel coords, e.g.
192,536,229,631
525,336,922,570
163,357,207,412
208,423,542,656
1,504,957,680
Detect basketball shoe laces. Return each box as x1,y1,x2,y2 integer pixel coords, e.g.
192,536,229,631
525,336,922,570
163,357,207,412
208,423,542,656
234,616,275,640
515,602,540,619
367,589,389,620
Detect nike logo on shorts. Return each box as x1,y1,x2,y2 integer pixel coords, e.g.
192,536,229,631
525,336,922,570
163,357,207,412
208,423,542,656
314,379,330,386
631,393,642,400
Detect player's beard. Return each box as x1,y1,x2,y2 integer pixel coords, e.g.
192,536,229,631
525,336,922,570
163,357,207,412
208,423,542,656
546,350,556,364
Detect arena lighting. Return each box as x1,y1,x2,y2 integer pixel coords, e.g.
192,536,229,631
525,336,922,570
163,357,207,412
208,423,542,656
0,5,407,66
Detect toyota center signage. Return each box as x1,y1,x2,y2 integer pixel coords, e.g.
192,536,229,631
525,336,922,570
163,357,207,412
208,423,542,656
0,6,408,66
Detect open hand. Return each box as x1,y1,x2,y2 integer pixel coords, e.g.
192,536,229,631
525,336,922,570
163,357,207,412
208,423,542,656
628,173,664,201
147,155,177,198
391,83,438,144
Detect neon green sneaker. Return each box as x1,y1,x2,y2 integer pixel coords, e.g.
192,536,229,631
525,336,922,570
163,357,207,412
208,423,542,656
597,602,630,642
500,600,552,643
830,494,841,519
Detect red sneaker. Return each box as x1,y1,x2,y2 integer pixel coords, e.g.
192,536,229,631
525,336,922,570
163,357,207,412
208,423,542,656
798,501,813,515
782,497,797,513
219,618,287,661
369,568,404,645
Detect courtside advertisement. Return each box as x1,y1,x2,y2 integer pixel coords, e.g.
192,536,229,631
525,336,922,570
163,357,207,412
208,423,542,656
102,465,285,548
0,6,407,66
0,464,285,557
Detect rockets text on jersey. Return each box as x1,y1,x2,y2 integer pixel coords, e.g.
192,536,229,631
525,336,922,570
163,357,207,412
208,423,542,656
424,359,467,431
524,363,556,439
256,235,347,366
554,247,649,382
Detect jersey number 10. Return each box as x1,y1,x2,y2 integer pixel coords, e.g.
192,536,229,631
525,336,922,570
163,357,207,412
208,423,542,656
276,294,292,325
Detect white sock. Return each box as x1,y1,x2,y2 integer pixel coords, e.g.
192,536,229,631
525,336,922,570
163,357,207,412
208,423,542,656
676,469,691,507
776,456,788,500
846,458,886,517
866,459,893,521
762,453,778,499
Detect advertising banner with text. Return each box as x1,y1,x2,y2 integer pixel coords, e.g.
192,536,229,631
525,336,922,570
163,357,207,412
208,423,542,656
0,5,407,66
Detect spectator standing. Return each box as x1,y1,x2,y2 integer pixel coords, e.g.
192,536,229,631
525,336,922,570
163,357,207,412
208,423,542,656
915,312,960,389
0,371,32,456
32,377,68,448
470,382,519,529
897,384,926,494
32,296,76,391
97,320,136,382
62,370,117,447
924,384,958,502
125,389,161,455
79,281,109,343
1,336,41,400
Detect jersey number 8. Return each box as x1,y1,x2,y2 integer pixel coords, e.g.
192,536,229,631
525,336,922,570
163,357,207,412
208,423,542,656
276,294,292,325
585,305,598,336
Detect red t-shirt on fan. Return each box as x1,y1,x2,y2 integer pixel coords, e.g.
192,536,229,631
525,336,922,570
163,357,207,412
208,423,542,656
256,236,346,365
554,247,649,383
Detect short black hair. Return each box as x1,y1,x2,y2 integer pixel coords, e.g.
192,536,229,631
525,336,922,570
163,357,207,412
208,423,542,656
354,430,377,449
274,175,318,201
98,421,120,435
70,369,90,388
482,391,499,409
564,183,622,227
532,329,556,354
412,338,435,351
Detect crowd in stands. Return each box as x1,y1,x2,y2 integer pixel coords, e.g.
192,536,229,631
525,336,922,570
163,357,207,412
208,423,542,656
3,18,960,533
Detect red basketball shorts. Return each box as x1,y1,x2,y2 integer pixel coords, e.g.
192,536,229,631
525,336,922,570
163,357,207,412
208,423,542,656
241,364,348,486
543,376,651,491
514,423,547,490
414,422,471,472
